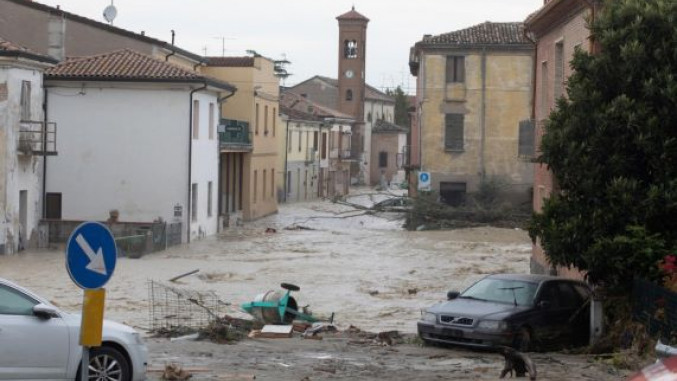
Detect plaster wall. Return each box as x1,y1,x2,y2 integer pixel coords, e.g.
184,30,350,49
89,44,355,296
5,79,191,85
0,64,46,253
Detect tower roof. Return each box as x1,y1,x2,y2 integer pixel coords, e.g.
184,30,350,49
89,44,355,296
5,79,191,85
336,6,370,22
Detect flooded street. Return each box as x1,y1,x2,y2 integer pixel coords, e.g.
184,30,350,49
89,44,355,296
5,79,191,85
0,191,631,379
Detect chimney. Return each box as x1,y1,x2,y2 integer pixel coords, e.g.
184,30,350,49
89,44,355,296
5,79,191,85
47,14,65,61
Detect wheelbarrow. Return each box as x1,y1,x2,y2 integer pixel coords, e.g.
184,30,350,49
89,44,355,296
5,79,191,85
241,283,333,325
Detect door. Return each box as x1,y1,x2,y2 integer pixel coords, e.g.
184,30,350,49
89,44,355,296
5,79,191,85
0,284,70,379
19,190,27,251
534,281,579,348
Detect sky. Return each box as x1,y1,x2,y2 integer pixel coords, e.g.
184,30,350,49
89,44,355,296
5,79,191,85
36,0,544,94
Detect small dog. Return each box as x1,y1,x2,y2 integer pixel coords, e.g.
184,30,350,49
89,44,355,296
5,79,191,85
498,346,537,380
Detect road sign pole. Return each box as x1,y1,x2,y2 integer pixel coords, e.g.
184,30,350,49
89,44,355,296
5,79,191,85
81,346,89,381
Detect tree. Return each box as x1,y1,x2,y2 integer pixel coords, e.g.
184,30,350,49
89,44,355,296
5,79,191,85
528,0,677,291
386,86,410,127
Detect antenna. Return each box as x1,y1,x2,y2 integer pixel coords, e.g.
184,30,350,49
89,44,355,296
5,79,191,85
103,0,117,25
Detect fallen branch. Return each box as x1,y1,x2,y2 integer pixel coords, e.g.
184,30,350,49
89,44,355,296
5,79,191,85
169,269,199,282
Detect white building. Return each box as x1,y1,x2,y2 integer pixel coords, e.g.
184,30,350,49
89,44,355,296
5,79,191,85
44,49,235,242
0,37,57,254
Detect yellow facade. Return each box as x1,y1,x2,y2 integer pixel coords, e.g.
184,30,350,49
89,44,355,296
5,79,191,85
418,50,533,201
203,57,280,221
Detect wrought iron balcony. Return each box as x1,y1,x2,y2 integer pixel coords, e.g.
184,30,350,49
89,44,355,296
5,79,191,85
218,119,252,151
18,121,57,156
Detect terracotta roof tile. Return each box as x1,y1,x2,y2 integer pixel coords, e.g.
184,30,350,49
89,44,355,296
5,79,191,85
0,35,58,64
206,56,255,67
45,49,235,90
313,75,394,103
336,7,369,22
419,22,529,46
280,91,353,121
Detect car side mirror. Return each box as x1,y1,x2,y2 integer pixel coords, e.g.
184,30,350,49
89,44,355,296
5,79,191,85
33,303,58,320
538,300,551,309
447,291,460,300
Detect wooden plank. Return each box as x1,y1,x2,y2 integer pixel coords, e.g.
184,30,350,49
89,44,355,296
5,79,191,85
258,324,293,338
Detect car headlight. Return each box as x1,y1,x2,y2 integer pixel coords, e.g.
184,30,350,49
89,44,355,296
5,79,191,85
421,311,437,323
477,320,508,331
130,332,144,345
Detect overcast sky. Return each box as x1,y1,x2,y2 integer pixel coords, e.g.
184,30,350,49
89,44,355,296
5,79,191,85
37,0,544,93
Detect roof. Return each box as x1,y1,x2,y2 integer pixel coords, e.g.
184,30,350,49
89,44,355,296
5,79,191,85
206,56,255,67
280,91,353,121
416,22,530,47
45,49,236,91
336,6,370,22
300,75,395,103
372,119,408,134
524,0,589,35
2,0,202,63
0,35,58,64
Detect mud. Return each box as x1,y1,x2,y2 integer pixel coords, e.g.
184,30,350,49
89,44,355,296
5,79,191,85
0,190,633,380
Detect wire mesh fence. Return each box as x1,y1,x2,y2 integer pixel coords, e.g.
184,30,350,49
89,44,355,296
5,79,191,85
147,280,229,333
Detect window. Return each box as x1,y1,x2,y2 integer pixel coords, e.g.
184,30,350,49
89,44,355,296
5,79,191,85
440,182,466,207
191,183,198,222
555,41,565,100
540,61,548,118
192,100,200,139
298,130,302,152
0,285,38,315
45,193,62,219
444,113,464,150
20,81,31,121
209,103,215,140
313,131,318,149
263,170,267,200
321,132,327,159
253,170,258,203
379,152,388,168
344,40,358,58
264,105,269,135
255,103,259,135
207,181,213,217
273,107,276,137
446,56,465,83
271,169,275,198
367,112,372,122
287,171,292,194
346,89,353,101
518,119,535,157
288,130,292,152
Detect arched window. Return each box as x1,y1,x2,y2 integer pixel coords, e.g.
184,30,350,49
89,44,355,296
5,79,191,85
344,40,358,58
346,89,353,101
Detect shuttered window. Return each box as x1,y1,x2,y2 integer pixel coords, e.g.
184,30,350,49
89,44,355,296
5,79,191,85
446,56,465,83
518,119,535,158
445,113,464,151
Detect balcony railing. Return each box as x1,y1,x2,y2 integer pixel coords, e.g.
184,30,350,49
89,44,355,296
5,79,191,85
18,121,57,156
218,119,252,151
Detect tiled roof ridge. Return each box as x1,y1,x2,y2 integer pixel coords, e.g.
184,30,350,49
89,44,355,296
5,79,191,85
420,21,529,46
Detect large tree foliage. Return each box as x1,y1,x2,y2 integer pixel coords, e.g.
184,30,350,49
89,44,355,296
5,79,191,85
386,86,410,127
528,0,677,290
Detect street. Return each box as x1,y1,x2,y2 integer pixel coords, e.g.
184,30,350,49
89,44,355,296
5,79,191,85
0,191,631,380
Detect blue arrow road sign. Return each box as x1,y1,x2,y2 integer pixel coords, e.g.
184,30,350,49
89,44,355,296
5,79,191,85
419,172,430,183
66,222,117,289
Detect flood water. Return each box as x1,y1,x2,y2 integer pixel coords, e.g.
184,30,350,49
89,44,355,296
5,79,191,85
0,190,531,333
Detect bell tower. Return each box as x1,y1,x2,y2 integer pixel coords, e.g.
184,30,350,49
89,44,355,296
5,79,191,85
337,6,369,154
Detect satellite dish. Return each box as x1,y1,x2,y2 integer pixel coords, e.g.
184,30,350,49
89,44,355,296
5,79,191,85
103,4,117,24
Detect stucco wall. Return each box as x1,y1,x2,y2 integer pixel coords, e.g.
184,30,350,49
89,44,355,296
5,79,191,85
0,63,46,253
45,82,219,242
419,48,533,202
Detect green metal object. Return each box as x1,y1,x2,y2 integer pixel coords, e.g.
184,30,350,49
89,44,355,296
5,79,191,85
241,283,332,324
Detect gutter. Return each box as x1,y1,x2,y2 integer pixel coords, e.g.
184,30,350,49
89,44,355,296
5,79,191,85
284,119,290,201
187,82,208,243
580,0,599,53
42,83,49,219
480,47,487,182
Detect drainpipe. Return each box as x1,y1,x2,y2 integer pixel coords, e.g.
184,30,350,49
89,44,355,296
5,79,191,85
187,82,208,243
523,28,538,122
42,85,49,219
479,46,487,182
165,30,176,62
283,119,290,201
215,89,236,232
580,0,599,53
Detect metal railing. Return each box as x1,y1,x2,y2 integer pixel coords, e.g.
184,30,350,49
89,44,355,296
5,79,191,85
18,121,57,156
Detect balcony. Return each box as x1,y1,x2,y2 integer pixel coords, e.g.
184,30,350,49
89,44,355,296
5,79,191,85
218,119,253,152
18,121,57,156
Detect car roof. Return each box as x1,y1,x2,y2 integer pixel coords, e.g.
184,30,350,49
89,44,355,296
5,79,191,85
0,277,54,306
486,273,586,285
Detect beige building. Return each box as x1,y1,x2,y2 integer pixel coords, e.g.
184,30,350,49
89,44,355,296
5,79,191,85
409,22,534,205
203,56,279,223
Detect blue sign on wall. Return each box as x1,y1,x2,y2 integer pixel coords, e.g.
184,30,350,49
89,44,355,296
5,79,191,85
66,222,117,290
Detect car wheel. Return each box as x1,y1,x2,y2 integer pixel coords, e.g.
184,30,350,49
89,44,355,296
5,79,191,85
76,346,131,381
514,327,532,352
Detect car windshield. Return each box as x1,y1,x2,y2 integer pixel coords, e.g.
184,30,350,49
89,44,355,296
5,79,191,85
460,278,538,306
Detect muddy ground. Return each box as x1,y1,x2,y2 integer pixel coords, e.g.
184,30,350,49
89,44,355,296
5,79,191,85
0,190,635,380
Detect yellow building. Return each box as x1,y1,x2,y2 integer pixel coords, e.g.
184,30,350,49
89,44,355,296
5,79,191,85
203,56,279,223
409,22,534,205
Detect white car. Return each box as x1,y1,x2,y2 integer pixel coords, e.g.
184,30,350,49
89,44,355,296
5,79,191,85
0,277,147,380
